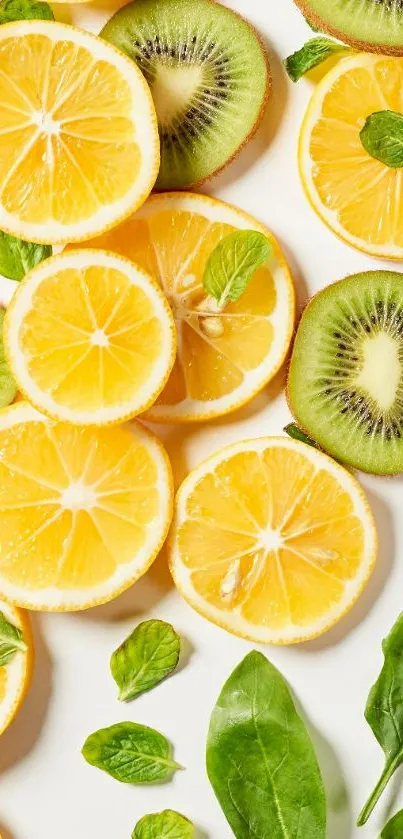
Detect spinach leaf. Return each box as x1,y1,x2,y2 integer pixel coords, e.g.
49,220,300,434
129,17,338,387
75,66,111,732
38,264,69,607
285,38,348,82
0,609,26,666
0,0,53,22
381,811,403,838
203,230,270,308
82,722,182,784
207,650,326,839
132,810,194,838
358,613,403,826
111,619,180,702
360,111,403,169
0,231,51,281
0,309,17,408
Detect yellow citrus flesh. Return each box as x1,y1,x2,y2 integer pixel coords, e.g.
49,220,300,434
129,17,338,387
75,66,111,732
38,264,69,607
300,53,403,259
170,437,377,644
0,402,173,611
0,600,32,735
5,250,176,425
0,21,159,244
71,192,295,422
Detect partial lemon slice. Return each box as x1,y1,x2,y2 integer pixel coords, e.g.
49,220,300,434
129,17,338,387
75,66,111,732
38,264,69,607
0,600,32,735
0,402,173,611
0,20,159,244
70,192,295,422
4,250,176,425
170,437,377,644
299,53,403,259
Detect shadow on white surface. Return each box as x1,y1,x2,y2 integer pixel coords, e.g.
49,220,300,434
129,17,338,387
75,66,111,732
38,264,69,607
0,616,52,777
299,488,394,652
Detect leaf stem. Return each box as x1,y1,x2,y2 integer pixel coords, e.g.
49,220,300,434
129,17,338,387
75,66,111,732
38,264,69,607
357,760,397,826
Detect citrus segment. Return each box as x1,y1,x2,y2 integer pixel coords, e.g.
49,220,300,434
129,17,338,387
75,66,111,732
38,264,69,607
0,403,173,611
300,53,403,258
0,600,32,735
4,250,176,425
71,192,295,421
169,437,377,643
0,21,159,244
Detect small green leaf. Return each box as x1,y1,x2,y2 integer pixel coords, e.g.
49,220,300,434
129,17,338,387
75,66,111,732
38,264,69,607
203,230,271,308
0,232,52,281
284,38,348,82
0,610,26,666
381,810,403,838
360,111,403,169
82,722,182,784
0,309,17,408
111,619,181,702
0,0,53,22
284,423,319,449
132,810,194,839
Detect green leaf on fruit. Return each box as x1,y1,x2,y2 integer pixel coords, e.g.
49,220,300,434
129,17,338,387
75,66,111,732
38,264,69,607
111,619,181,702
203,230,270,308
132,810,194,838
82,722,182,784
284,423,320,449
284,37,348,82
0,0,53,23
0,610,26,666
0,232,51,281
381,810,403,838
360,111,403,169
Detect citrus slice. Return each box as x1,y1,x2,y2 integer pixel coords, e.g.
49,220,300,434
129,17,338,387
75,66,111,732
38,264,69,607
0,20,159,244
70,192,295,422
0,600,32,735
4,250,176,425
169,437,377,644
299,53,403,259
0,402,173,611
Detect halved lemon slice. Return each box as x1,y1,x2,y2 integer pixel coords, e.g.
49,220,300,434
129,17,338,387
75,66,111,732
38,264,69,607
300,53,403,259
4,250,176,425
170,437,377,644
0,600,32,735
0,402,173,611
71,192,295,422
0,20,159,244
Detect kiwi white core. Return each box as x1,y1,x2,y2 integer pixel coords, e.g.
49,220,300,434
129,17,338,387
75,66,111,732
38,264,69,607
152,65,203,126
356,332,401,411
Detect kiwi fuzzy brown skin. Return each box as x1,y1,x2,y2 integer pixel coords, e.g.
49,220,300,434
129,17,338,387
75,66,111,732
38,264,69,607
294,0,403,56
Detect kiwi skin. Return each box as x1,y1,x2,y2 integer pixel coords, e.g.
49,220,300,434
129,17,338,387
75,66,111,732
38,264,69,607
294,0,403,56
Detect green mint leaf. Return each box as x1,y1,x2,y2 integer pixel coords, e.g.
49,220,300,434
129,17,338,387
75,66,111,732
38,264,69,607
207,651,326,839
0,0,53,22
284,38,348,82
358,613,403,826
381,811,403,838
0,232,51,281
132,810,194,839
0,309,17,408
284,423,320,449
82,722,182,784
0,609,26,666
360,111,403,169
203,230,271,307
111,619,181,702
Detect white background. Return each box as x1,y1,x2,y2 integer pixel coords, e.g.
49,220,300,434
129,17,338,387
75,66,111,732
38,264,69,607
1,1,403,838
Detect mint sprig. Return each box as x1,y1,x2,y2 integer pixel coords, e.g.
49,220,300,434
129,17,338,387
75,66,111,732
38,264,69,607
0,232,51,281
203,229,270,309
0,0,53,23
285,37,348,83
360,110,403,169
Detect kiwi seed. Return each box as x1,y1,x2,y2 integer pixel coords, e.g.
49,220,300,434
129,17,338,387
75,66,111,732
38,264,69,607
294,0,403,55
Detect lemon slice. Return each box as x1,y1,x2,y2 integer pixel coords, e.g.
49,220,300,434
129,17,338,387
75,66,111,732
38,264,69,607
4,250,176,425
0,600,32,735
0,20,159,244
170,437,377,644
0,402,173,611
69,192,295,422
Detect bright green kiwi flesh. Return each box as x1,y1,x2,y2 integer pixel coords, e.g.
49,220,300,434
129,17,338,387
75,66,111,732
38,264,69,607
0,308,16,408
295,0,403,54
101,0,269,190
288,271,403,475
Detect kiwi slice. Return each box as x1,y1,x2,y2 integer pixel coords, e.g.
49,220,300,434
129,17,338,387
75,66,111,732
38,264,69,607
0,308,16,408
295,0,403,55
101,0,270,189
288,271,403,475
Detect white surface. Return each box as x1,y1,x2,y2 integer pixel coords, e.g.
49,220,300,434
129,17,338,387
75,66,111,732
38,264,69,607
1,2,402,838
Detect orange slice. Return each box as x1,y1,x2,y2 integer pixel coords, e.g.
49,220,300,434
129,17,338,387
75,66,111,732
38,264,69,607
0,20,159,244
169,437,377,644
71,192,295,422
0,402,173,611
300,53,403,259
0,601,32,735
4,250,176,425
